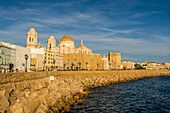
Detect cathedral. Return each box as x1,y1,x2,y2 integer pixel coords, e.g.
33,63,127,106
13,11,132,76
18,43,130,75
25,27,123,71
47,35,109,70
47,35,92,54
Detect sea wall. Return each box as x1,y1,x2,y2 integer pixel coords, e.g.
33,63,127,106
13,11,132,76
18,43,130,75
0,70,169,113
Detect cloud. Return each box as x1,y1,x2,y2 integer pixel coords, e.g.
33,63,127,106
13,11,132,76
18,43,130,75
130,11,160,18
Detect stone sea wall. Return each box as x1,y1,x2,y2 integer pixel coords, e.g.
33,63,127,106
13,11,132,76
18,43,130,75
0,70,169,113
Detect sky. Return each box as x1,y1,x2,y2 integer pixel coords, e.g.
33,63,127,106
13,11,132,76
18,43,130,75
0,0,170,63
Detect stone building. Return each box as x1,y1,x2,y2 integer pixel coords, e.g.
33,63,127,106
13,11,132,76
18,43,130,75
26,27,38,48
0,41,16,70
26,27,63,71
16,45,31,72
121,61,135,70
54,53,63,70
63,53,105,70
47,35,109,70
47,35,92,54
30,48,44,71
107,51,121,70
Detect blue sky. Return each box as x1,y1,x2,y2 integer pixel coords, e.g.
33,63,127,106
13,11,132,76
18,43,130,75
0,0,170,63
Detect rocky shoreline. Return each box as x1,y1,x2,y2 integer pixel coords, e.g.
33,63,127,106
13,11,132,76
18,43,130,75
0,70,169,113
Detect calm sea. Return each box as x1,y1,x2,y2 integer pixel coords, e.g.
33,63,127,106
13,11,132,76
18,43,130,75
70,76,170,113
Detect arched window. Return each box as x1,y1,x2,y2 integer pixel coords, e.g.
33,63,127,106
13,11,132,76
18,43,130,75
29,37,31,42
32,38,34,42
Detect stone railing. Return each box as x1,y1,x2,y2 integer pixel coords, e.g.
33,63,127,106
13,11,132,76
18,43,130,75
0,70,169,113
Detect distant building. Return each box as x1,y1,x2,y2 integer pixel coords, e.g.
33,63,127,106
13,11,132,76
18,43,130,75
146,62,164,70
107,51,121,70
0,41,16,70
63,53,106,70
102,56,109,70
0,41,31,72
121,61,135,70
26,27,63,71
30,48,44,71
16,45,31,72
54,53,63,70
47,35,108,70
47,35,92,54
163,63,170,69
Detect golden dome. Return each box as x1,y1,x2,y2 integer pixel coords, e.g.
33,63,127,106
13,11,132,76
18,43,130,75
60,36,74,41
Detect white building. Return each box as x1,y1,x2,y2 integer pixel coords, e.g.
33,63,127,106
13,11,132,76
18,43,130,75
16,46,31,72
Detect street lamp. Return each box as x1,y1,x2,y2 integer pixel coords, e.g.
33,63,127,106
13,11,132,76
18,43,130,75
43,59,46,71
71,62,74,70
79,62,81,71
25,54,29,72
97,63,99,71
86,62,88,71
53,58,55,71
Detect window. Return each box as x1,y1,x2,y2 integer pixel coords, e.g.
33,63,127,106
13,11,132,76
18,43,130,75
1,50,4,54
5,59,7,64
2,58,3,64
29,37,31,42
32,38,34,42
49,43,51,50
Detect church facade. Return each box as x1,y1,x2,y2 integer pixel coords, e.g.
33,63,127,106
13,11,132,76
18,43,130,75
47,35,109,70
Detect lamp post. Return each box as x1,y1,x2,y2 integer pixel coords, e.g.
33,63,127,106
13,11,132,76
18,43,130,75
109,63,111,70
86,62,88,71
97,63,99,71
53,58,55,71
25,54,29,72
79,62,81,71
43,59,46,71
71,62,74,70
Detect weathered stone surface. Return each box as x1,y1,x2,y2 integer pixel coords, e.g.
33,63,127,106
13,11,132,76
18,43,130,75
36,104,48,113
27,97,40,112
0,89,6,97
0,96,9,107
0,106,8,113
22,105,31,113
16,82,27,91
9,101,23,113
24,89,31,98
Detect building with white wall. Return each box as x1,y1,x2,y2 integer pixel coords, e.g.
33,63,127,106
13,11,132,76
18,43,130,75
15,46,31,72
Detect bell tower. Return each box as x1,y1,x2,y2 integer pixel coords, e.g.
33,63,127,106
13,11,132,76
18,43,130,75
26,27,37,48
47,35,56,51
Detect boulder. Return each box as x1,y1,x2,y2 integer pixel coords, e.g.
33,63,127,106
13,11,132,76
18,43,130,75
0,96,9,107
9,101,23,113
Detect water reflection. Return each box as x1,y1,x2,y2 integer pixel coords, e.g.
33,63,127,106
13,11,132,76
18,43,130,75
71,76,170,113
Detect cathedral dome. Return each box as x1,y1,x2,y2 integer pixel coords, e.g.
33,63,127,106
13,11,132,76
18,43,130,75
59,36,75,48
60,36,74,42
